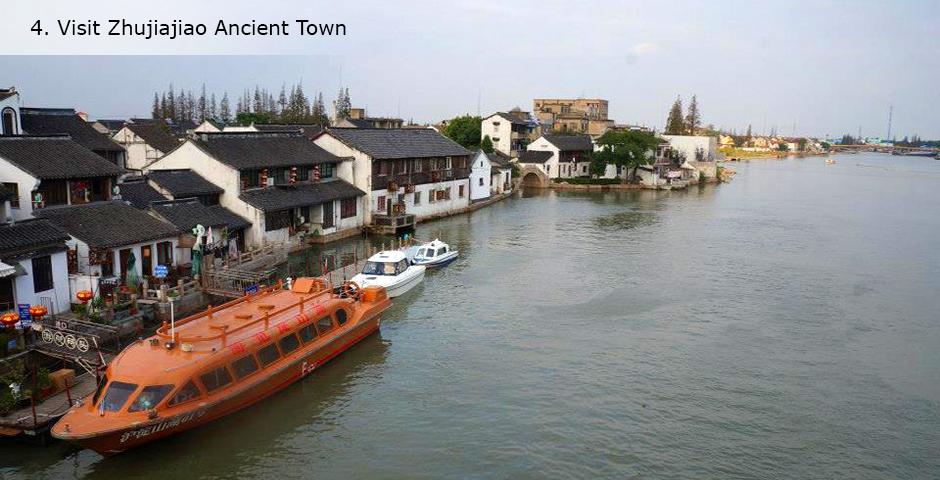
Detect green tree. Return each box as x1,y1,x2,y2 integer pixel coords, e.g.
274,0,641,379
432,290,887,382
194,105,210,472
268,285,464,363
443,115,482,149
684,95,701,135
777,142,789,152
665,96,685,135
797,138,807,152
480,135,494,153
594,130,665,182
151,92,160,119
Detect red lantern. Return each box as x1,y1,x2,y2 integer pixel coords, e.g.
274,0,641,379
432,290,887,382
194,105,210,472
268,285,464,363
312,165,320,182
289,166,297,184
0,312,19,328
76,290,93,304
29,305,48,322
260,168,269,186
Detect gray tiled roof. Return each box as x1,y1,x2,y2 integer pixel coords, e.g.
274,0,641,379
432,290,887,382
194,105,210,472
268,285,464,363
117,179,167,209
0,219,69,262
239,179,365,212
150,199,250,232
327,128,470,160
254,124,324,139
148,170,223,198
0,136,125,180
544,134,593,151
485,150,513,168
486,112,528,126
517,150,553,164
125,123,182,154
192,132,341,170
35,201,180,249
20,108,125,153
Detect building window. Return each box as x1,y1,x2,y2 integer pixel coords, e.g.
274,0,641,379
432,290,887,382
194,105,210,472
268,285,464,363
1,108,15,136
157,241,173,266
32,255,54,292
414,159,423,173
413,191,421,205
241,170,260,189
2,183,19,208
458,185,465,197
296,167,309,181
265,210,291,231
340,197,357,218
377,195,386,212
320,163,335,179
478,178,484,186
428,189,436,203
445,157,452,170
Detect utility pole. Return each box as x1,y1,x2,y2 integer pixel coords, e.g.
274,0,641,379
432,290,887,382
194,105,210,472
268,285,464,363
886,105,893,140
857,125,862,144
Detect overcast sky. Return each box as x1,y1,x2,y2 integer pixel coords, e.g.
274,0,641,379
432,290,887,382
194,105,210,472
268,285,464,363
2,0,938,138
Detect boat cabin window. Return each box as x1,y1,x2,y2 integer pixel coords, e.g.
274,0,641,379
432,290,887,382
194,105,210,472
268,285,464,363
362,261,403,276
417,248,428,257
278,333,300,355
128,385,174,412
299,324,317,343
439,246,447,255
398,259,409,272
200,366,233,393
100,381,138,412
316,316,334,335
335,308,348,326
167,381,201,406
257,344,281,367
232,355,259,379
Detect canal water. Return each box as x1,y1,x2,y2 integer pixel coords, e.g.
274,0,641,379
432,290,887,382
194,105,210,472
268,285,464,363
3,153,939,479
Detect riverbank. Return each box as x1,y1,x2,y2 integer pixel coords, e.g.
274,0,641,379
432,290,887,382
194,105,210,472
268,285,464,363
721,148,830,161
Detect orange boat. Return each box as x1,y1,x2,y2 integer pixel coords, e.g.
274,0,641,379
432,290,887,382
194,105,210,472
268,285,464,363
51,278,390,454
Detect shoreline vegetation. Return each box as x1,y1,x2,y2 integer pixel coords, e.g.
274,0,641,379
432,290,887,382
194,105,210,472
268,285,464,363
721,147,830,161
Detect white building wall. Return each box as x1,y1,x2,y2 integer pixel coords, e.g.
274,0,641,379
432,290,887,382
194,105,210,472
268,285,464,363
0,158,40,221
373,178,470,221
469,151,492,201
313,134,374,224
112,127,167,170
662,135,718,162
0,95,22,135
481,116,513,156
11,250,70,315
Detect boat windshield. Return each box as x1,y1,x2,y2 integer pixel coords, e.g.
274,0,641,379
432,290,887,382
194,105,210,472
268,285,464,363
362,261,399,276
99,381,138,412
128,384,174,412
416,248,428,257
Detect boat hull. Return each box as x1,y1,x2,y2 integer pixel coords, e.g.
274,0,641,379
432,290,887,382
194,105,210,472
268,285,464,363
384,268,425,297
53,316,382,455
412,251,459,267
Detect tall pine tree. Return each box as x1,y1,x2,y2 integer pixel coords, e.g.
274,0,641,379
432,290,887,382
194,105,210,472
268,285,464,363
220,93,231,122
684,95,701,135
664,96,685,135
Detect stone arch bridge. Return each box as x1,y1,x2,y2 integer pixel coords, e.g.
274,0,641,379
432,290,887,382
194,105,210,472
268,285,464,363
518,165,550,189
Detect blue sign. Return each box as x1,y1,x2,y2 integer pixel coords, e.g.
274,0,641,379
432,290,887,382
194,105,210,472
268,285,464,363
154,264,169,279
244,284,259,295
17,304,31,329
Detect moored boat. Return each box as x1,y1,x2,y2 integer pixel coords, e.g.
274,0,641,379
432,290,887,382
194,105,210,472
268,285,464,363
411,239,459,267
351,251,425,298
51,278,391,454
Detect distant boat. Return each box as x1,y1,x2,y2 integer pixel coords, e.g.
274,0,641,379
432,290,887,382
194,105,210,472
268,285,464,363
351,250,426,298
411,239,459,267
826,159,836,165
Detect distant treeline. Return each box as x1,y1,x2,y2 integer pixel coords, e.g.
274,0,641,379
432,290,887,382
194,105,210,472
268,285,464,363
151,83,354,126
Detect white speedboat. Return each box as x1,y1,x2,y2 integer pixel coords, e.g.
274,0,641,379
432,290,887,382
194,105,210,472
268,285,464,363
412,239,459,267
351,250,425,298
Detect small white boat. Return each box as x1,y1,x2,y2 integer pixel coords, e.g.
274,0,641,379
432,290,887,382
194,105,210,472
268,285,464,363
412,239,459,267
826,158,836,165
351,250,425,298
